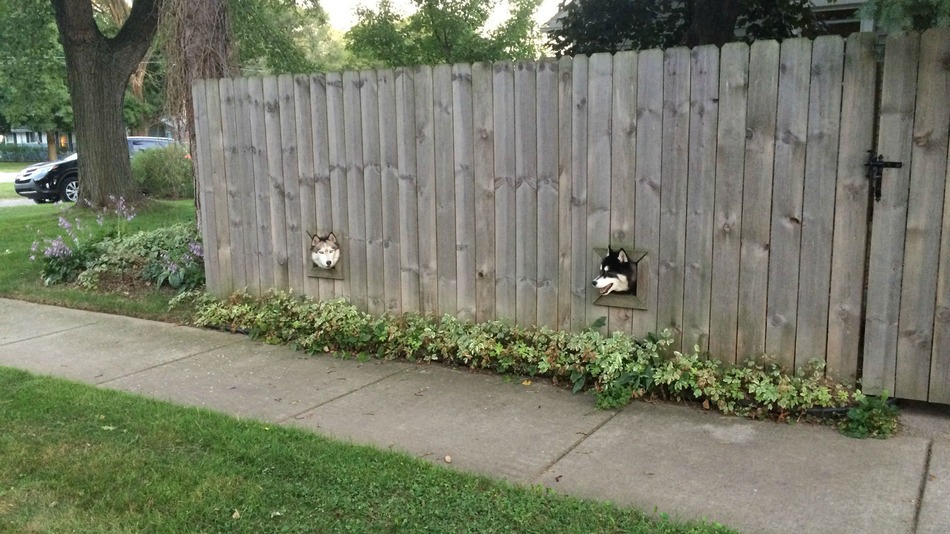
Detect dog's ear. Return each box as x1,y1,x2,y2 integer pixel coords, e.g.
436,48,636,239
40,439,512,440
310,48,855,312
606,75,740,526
617,249,630,263
326,232,337,243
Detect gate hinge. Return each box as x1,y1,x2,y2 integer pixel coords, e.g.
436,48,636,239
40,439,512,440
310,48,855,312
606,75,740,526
865,151,903,202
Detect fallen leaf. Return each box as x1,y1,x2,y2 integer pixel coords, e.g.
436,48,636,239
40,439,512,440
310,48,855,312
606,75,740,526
521,379,532,386
232,509,241,519
271,511,283,518
701,399,710,410
101,425,117,431
444,455,452,464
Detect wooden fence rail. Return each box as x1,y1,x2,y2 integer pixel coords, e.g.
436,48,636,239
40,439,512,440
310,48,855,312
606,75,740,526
192,30,950,403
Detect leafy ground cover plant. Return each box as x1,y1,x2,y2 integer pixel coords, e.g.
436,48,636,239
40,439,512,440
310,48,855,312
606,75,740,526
839,390,900,438
183,290,881,426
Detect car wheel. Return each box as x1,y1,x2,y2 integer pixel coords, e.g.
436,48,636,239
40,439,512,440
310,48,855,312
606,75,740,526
59,175,79,203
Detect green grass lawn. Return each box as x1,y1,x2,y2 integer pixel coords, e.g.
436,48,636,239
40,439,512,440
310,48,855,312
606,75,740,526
0,161,35,173
0,367,732,533
0,182,18,200
0,199,197,321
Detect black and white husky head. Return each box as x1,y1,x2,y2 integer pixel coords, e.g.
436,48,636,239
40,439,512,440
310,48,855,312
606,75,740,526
309,232,340,269
591,247,636,296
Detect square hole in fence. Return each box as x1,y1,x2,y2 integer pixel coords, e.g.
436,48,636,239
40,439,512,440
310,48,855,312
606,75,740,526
592,247,647,310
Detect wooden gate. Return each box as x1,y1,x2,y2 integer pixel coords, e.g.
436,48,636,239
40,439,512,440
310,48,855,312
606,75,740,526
862,29,950,403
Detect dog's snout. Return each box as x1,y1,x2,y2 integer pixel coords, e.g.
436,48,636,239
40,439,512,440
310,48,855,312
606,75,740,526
591,279,597,287
326,261,332,267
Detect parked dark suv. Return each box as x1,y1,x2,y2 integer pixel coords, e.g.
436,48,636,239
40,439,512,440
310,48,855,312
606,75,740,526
14,136,175,204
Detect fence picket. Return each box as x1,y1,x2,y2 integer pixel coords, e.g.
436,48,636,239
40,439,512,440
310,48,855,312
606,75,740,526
863,34,921,396
895,29,950,400
765,39,812,368
294,74,318,299
262,76,288,290
569,55,589,332
710,42,749,363
737,40,779,359
395,68,421,312
631,49,663,339
325,72,348,299
310,74,336,298
659,47,690,348
343,71,368,311
414,66,438,315
378,69,402,314
515,61,539,327
826,33,876,382
278,74,304,294
192,79,222,293
220,78,247,291
453,64,476,321
472,62,495,323
608,51,637,335
247,77,274,292
536,59,559,329
493,62,517,321
361,70,385,315
683,45,720,352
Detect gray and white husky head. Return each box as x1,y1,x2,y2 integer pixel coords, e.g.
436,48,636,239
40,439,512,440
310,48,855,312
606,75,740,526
309,232,340,269
591,247,636,296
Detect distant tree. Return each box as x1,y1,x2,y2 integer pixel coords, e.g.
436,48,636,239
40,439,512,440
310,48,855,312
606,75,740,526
549,0,819,56
860,0,950,31
346,0,542,67
0,0,73,160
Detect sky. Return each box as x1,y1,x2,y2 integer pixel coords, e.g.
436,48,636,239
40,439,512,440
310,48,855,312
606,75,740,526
323,0,563,32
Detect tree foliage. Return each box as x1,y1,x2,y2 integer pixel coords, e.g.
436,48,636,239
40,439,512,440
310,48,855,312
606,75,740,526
0,0,72,148
548,0,819,56
860,0,950,31
346,0,542,67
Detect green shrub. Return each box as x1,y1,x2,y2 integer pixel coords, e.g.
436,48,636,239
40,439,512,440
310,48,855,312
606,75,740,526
0,142,47,162
131,145,194,199
187,291,869,425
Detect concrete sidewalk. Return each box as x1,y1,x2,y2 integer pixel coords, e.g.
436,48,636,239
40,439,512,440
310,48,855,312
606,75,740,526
1,297,948,533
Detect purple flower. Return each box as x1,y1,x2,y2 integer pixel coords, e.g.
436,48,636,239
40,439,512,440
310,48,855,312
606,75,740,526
43,236,72,259
188,241,203,259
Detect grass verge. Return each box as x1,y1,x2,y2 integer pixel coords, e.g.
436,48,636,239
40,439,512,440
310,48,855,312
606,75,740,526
0,367,733,534
0,182,19,200
0,200,196,322
0,161,33,173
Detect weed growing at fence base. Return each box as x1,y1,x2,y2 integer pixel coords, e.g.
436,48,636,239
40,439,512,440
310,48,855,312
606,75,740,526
0,367,734,533
183,290,872,423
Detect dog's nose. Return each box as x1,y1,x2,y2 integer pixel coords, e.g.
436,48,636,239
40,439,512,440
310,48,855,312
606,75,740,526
591,280,596,286
326,261,332,267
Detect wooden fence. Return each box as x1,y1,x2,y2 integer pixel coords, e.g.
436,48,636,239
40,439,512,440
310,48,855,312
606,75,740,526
192,29,950,403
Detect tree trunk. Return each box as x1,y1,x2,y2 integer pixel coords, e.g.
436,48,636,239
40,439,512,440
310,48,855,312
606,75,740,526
685,0,742,48
50,0,163,208
46,131,58,161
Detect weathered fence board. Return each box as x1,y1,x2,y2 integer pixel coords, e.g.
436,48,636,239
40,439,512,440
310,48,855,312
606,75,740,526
325,72,348,299
630,49,663,338
683,45,719,352
247,76,274,292
863,34,921,396
709,42,749,363
378,69,402,314
895,29,950,400
586,53,612,331
556,56,574,331
493,62,516,321
736,40,779,359
472,62,495,323
395,68,420,312
795,36,844,369
765,39,811,368
536,60,559,329
826,33,876,382
193,32,950,404
608,51,637,335
452,64,476,322
515,61,539,327
294,75,318,299
659,47,690,348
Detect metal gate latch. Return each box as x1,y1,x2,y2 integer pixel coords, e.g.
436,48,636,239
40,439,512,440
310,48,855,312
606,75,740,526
865,151,903,202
